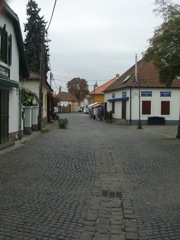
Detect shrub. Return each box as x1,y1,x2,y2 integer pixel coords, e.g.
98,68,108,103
58,118,68,129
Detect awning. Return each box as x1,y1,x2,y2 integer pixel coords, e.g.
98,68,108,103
0,78,19,88
88,102,101,108
108,97,129,102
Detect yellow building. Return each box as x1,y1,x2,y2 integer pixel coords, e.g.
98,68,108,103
89,77,117,104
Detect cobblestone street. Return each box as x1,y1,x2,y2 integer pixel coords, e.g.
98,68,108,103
0,113,180,240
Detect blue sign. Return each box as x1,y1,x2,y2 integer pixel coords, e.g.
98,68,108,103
160,91,171,97
141,91,152,97
122,92,127,98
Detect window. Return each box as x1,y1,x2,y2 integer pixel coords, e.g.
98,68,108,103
161,101,170,115
0,25,12,65
142,101,151,114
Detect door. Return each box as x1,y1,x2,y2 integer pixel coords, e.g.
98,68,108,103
122,101,126,119
0,90,9,144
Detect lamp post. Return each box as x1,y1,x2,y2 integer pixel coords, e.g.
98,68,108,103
176,116,180,138
176,113,180,138
93,81,98,103
135,54,142,129
137,79,142,129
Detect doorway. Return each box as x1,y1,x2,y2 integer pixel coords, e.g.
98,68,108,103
0,90,9,144
122,101,126,119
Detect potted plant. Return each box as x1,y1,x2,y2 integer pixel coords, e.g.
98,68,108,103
109,111,113,123
58,118,68,129
106,111,109,123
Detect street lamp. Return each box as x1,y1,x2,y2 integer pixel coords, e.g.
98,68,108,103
137,78,142,129
93,81,98,103
176,113,180,138
135,54,142,129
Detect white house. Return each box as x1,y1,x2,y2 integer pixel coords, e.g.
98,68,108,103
20,72,54,129
0,3,29,149
104,59,180,125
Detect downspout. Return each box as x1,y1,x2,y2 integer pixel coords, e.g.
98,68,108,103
129,87,132,125
18,87,22,140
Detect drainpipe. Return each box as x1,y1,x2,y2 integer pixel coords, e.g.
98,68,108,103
18,88,22,140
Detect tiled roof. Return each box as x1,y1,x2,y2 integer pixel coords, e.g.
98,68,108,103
104,60,180,92
28,72,53,92
56,91,78,102
89,77,117,95
29,72,40,79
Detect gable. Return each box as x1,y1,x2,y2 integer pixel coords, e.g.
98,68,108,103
2,3,29,78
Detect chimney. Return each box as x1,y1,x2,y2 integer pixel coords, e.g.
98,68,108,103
116,74,119,79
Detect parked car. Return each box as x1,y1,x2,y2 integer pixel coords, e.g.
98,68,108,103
77,107,83,112
83,107,89,114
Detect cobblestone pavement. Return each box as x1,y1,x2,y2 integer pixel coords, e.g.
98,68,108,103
0,113,180,240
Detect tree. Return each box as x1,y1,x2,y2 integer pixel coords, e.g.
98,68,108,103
24,0,50,79
144,0,180,86
67,78,89,102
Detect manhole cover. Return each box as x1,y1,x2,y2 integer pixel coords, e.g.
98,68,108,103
102,190,122,199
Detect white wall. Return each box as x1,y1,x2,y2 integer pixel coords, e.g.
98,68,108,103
20,81,39,97
105,88,180,123
9,88,19,133
0,14,20,81
0,12,20,134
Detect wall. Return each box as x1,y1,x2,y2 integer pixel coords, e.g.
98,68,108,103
95,94,104,103
105,88,180,125
0,13,20,136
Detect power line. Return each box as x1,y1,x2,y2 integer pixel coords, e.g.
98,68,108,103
46,0,57,31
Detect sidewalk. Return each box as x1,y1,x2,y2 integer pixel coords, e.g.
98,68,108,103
0,124,52,155
138,124,179,138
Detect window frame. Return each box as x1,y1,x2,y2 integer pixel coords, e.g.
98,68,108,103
142,100,151,115
161,101,170,115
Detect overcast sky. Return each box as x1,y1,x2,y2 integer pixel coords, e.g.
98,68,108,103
7,0,171,92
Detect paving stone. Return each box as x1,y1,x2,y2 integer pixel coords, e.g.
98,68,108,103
125,232,139,240
0,114,179,240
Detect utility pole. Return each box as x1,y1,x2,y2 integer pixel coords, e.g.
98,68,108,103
38,27,45,130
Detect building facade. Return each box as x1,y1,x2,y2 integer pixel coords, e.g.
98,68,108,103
0,3,29,149
104,60,180,125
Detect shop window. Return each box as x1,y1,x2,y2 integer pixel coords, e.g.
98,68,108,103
142,101,151,114
161,101,170,115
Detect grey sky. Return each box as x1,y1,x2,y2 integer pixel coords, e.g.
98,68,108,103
8,0,170,92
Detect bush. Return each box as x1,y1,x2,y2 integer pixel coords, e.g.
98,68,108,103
58,118,68,129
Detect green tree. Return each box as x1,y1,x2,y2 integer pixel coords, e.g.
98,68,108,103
144,0,180,86
67,78,89,102
24,0,50,79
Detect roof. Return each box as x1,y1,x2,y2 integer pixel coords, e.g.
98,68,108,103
104,60,180,92
56,91,78,102
3,3,29,78
89,77,117,95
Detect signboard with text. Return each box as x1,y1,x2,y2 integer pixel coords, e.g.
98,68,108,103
141,91,152,97
160,91,171,97
0,65,10,79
